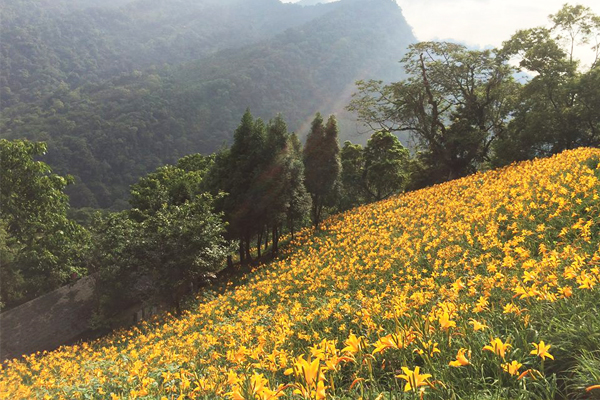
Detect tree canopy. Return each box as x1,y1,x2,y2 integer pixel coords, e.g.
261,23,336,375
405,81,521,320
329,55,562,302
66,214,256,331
348,42,518,183
493,4,600,164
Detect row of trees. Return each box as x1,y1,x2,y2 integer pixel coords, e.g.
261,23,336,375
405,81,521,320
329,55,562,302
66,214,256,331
204,111,311,266
202,110,414,269
348,4,600,186
1,111,413,318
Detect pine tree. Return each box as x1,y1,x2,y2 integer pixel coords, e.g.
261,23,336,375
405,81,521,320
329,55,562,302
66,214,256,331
285,136,311,239
303,113,341,228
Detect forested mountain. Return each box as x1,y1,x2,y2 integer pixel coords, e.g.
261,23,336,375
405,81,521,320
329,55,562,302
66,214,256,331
0,0,332,107
1,0,415,209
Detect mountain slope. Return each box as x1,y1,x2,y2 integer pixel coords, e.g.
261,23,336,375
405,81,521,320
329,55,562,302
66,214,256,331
0,0,333,107
1,148,599,399
1,0,415,208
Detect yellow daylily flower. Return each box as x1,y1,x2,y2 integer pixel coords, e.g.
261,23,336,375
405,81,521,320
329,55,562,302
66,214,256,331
372,333,404,354
449,348,470,367
483,338,511,359
502,360,522,376
342,333,364,355
530,341,554,360
438,311,456,330
395,366,432,392
468,318,488,331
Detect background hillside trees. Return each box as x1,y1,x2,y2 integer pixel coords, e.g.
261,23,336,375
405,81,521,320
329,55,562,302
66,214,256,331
0,0,415,210
0,139,90,310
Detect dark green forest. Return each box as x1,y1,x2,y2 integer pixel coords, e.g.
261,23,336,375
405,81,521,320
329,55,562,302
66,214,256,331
1,0,414,209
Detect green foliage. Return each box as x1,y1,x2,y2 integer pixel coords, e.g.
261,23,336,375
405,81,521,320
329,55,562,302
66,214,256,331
91,191,230,322
86,150,228,321
0,139,90,310
348,41,518,183
340,131,411,208
205,111,311,263
362,131,411,201
340,141,365,209
128,154,213,218
493,4,600,165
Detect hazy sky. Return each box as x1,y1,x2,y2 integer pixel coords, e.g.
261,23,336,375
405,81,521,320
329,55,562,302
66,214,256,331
283,0,599,68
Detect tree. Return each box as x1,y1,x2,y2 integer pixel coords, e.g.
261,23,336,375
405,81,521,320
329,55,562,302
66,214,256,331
348,42,518,183
0,139,90,309
204,110,269,265
340,141,365,209
134,197,230,314
91,185,231,320
362,131,410,201
303,114,341,228
259,115,293,257
284,133,312,240
340,132,410,208
493,4,600,165
550,3,600,67
128,154,213,218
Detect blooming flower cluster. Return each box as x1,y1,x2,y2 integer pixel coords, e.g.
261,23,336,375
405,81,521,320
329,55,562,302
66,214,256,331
1,148,600,399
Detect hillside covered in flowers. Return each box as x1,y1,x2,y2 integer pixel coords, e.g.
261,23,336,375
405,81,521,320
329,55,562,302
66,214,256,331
2,148,600,399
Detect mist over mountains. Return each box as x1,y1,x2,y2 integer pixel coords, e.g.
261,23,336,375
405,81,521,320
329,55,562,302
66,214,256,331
0,0,415,209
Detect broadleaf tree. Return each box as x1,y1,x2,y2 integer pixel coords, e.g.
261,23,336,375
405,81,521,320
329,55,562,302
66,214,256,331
348,42,518,184
0,139,90,310
493,4,600,165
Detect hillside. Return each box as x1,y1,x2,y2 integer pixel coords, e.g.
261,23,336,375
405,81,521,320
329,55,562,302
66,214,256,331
0,0,332,107
0,0,415,209
1,148,599,399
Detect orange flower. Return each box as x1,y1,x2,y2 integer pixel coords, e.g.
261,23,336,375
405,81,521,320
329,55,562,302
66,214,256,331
438,312,456,330
342,333,364,355
468,319,488,331
501,360,522,376
372,332,412,354
483,338,511,359
395,366,432,392
449,348,470,367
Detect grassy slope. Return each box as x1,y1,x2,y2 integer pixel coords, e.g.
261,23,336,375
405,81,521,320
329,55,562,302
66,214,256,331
2,148,600,399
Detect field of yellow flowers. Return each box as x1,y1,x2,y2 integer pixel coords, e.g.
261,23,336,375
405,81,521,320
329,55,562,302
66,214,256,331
2,148,600,400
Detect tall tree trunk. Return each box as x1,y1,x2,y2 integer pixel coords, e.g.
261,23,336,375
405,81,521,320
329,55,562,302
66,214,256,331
239,240,245,265
264,226,269,252
256,231,262,259
290,219,295,240
227,255,233,269
172,293,182,316
245,234,252,264
312,195,321,229
272,225,279,257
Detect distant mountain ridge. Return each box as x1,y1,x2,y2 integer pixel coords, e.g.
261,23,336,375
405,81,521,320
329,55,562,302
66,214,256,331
0,0,333,107
0,0,415,209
